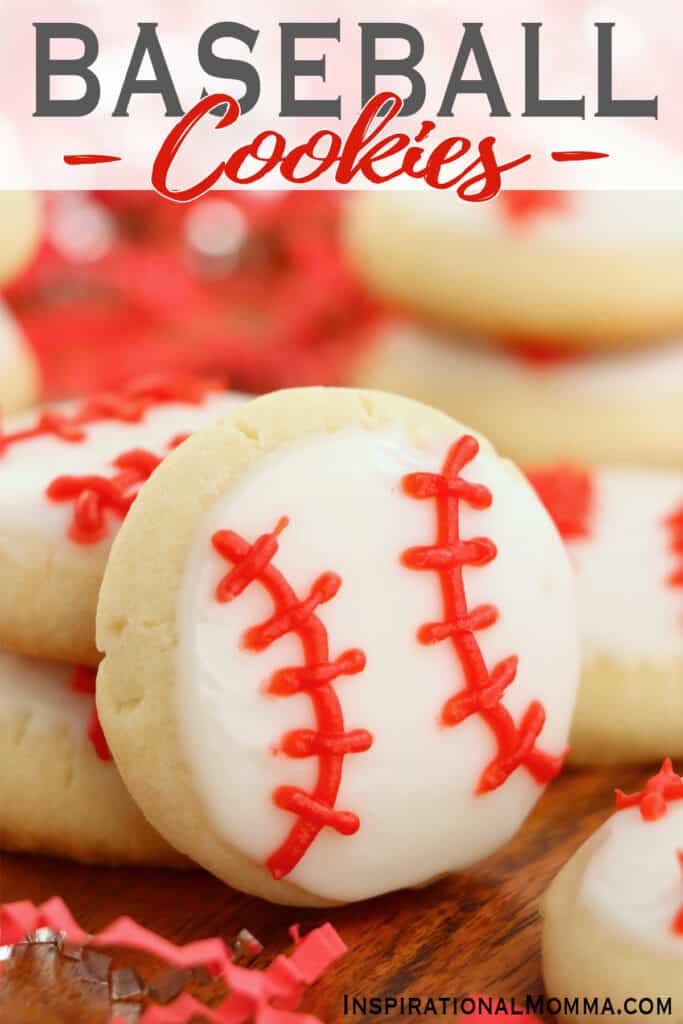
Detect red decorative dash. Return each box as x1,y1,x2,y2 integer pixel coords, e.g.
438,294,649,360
551,150,609,162
499,190,569,225
615,759,683,821
672,851,683,936
70,666,111,762
64,154,121,165
0,897,345,1024
525,464,594,541
665,502,683,589
212,520,371,880
402,436,566,794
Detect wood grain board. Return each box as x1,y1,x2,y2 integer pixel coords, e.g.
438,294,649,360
0,764,648,1022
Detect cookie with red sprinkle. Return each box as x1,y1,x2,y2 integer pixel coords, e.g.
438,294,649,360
0,373,245,665
96,387,578,905
543,762,683,1022
527,462,683,764
345,190,683,350
354,322,683,467
0,648,186,866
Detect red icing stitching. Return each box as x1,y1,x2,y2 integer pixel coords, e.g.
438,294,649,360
46,442,176,544
499,190,569,226
525,464,594,541
71,666,111,762
615,759,683,821
0,374,221,458
665,503,683,589
402,435,566,794
672,851,683,936
212,518,371,880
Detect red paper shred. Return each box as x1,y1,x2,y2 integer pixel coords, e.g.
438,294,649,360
0,899,346,1024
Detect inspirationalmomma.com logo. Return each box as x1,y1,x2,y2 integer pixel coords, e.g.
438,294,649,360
342,993,674,1019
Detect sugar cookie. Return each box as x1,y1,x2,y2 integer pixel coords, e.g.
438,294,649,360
0,375,245,666
0,191,41,285
527,464,683,765
354,322,683,467
97,387,578,906
0,649,185,866
345,191,683,350
0,300,39,414
543,762,683,1023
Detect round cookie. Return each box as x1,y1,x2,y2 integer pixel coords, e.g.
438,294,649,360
543,762,683,1023
0,375,246,666
354,322,683,467
0,191,41,286
0,648,186,866
527,464,683,765
96,387,579,906
345,191,683,350
0,300,40,414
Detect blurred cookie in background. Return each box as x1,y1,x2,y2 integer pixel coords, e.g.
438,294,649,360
353,321,683,467
345,191,683,351
0,300,39,413
0,191,41,287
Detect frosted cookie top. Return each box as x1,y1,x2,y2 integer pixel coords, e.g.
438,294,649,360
528,465,683,663
0,650,107,759
378,190,683,247
175,417,578,902
0,375,245,552
385,324,683,399
581,762,683,955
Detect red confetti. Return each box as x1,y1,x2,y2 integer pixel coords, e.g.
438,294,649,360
0,898,346,1024
212,519,371,880
402,435,567,794
499,190,569,226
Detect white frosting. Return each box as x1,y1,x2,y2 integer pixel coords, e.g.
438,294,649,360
176,426,578,902
381,190,683,247
384,324,683,399
0,649,89,740
581,801,683,956
0,390,246,551
567,470,682,662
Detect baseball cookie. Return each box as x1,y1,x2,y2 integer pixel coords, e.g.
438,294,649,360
345,191,683,350
354,322,683,467
543,762,683,1023
97,387,579,906
527,464,683,765
0,648,185,866
0,374,245,666
0,300,39,414
0,191,41,286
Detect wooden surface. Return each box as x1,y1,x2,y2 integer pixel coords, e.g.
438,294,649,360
0,764,647,1022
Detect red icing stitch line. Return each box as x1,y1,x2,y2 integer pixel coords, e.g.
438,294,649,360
665,503,683,589
212,519,371,880
672,851,683,937
525,464,594,541
615,759,683,821
0,897,345,1024
71,666,112,762
402,436,566,794
0,374,222,458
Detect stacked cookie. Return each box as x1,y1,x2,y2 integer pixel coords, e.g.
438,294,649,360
0,374,245,865
344,190,683,769
344,190,683,467
0,190,42,414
